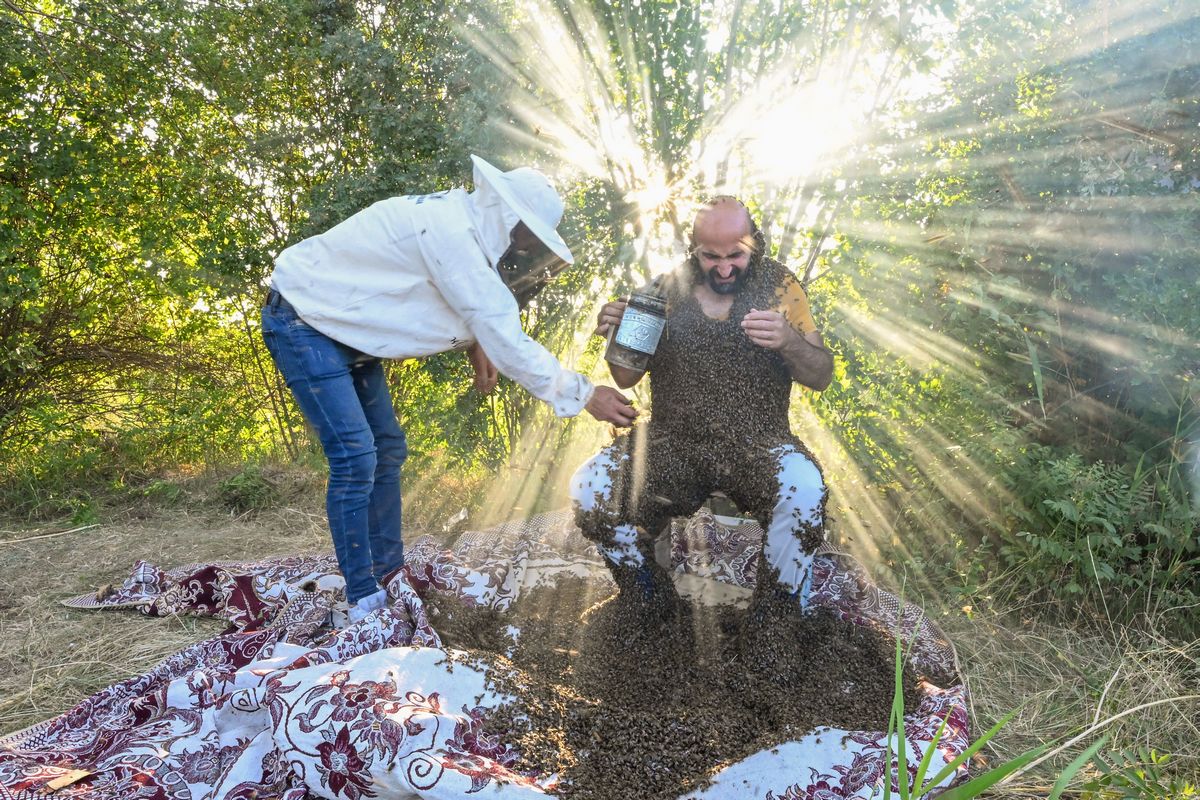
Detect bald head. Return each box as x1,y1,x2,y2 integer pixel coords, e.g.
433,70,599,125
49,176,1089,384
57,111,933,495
692,196,755,248
690,197,758,295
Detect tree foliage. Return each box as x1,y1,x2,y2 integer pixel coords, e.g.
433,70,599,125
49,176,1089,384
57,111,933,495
0,0,491,500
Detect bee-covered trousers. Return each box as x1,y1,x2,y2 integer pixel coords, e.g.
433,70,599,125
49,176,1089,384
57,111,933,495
569,437,826,605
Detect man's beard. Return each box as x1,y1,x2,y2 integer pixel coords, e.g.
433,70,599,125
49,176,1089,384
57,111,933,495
690,259,752,295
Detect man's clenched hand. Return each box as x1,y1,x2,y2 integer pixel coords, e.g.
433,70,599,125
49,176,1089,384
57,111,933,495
593,298,629,337
740,308,797,350
741,307,834,391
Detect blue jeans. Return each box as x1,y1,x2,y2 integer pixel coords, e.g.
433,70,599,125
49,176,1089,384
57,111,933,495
261,289,406,604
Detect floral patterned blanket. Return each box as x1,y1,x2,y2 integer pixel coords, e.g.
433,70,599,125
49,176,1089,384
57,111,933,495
0,509,969,800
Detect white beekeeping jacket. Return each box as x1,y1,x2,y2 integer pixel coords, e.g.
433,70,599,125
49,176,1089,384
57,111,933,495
267,186,594,418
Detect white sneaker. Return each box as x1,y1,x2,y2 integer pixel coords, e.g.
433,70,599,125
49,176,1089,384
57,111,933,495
347,588,388,623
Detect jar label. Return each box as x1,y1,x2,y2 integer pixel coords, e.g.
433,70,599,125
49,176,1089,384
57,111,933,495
614,307,666,355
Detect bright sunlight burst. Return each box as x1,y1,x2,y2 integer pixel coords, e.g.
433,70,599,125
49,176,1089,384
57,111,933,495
456,0,1200,608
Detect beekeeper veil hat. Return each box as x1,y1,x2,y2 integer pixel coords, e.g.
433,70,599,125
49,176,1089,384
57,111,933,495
470,155,574,264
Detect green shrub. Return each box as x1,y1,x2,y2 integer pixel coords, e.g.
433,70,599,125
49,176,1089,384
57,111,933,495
998,445,1199,621
1083,747,1198,800
216,465,282,514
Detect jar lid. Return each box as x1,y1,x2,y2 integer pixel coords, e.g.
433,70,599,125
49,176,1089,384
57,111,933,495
629,289,667,314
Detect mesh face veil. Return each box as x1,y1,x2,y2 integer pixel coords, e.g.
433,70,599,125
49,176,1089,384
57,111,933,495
497,236,568,309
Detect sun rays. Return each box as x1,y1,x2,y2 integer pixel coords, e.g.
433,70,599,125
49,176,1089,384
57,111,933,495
447,0,1200,592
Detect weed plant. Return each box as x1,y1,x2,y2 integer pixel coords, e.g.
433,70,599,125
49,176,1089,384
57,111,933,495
882,601,1199,800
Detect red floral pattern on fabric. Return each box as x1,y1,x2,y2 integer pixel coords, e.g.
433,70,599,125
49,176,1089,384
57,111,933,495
315,725,375,799
2,509,969,800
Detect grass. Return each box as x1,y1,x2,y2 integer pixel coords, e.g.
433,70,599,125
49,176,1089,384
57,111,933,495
932,593,1199,796
0,467,1196,798
0,478,331,737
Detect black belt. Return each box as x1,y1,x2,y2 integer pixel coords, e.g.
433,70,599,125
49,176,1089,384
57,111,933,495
265,287,291,310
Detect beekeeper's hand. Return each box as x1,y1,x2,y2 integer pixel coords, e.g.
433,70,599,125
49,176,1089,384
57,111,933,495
740,308,796,350
585,386,638,427
467,342,499,395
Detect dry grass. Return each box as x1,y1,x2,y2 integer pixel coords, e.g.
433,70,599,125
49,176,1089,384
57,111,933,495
1,490,1197,797
935,594,1200,797
0,498,329,737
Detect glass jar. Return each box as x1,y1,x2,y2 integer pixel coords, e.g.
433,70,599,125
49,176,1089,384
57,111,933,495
604,285,667,372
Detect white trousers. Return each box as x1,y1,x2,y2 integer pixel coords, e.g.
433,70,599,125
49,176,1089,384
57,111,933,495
569,442,825,604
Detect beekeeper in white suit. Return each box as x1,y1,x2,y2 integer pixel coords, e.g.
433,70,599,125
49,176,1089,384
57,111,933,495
262,155,637,621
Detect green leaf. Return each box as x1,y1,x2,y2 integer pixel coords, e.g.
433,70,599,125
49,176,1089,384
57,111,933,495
1048,736,1111,800
931,743,1049,800
1024,333,1046,418
918,708,1024,794
912,711,954,793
